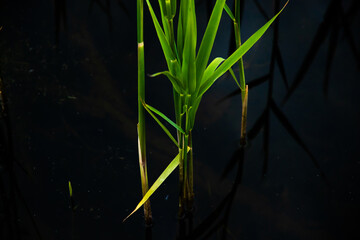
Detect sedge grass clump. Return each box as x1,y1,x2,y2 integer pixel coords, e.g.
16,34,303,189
125,0,288,221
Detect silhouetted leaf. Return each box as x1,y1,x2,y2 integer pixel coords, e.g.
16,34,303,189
253,0,270,20
247,108,267,141
323,26,338,96
283,0,339,104
270,99,329,185
275,44,289,90
221,147,244,180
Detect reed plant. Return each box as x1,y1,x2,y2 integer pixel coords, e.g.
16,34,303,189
125,0,288,221
136,0,152,225
224,1,248,145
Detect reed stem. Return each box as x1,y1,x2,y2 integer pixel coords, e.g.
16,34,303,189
137,0,152,225
234,0,248,145
240,85,248,145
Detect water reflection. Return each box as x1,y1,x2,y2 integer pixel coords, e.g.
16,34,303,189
218,0,328,184
1,0,359,239
180,147,245,239
283,0,360,102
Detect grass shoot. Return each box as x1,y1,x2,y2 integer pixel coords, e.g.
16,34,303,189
125,0,288,222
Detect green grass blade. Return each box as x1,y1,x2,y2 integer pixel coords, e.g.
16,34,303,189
68,181,73,197
141,101,179,147
234,0,246,99
137,0,152,225
142,101,185,134
150,71,184,93
181,3,197,93
224,4,235,21
200,57,225,87
123,153,181,222
145,0,176,65
198,1,288,97
196,0,226,84
228,67,242,90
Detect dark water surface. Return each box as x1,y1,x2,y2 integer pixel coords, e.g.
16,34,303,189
1,0,359,239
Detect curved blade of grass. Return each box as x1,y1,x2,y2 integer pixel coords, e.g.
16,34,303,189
228,67,242,90
196,0,226,84
142,100,185,134
141,100,179,147
224,3,235,21
200,57,225,86
198,1,289,97
150,71,184,93
123,152,181,222
145,0,177,65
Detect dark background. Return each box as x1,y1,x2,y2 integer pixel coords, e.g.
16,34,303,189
0,0,359,239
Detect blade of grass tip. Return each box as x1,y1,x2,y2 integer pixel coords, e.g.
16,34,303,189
196,0,227,84
144,0,177,67
224,4,235,21
198,1,289,97
228,67,241,90
141,100,180,147
142,100,185,134
123,149,189,222
68,181,73,197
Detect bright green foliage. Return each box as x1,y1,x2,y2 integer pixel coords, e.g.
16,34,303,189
124,151,182,222
126,0,288,220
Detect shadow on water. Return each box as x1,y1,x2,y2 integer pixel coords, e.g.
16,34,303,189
282,0,360,103
0,78,42,239
218,0,329,185
178,147,245,240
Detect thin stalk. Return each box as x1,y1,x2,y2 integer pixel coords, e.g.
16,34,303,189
137,0,152,225
187,130,194,208
240,85,248,145
234,0,247,145
178,134,185,216
234,0,246,96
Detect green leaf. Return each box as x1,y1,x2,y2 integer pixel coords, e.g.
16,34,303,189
224,3,235,21
150,71,184,93
198,1,288,97
181,3,197,93
123,152,181,222
141,100,179,147
196,0,226,85
145,0,176,67
200,57,225,87
68,181,73,197
142,101,185,134
228,67,242,90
